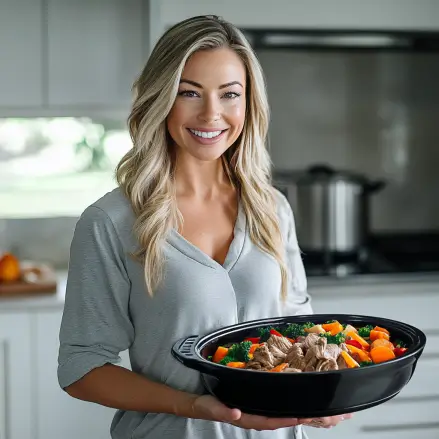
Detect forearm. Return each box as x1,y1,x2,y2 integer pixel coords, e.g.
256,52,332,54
65,363,198,418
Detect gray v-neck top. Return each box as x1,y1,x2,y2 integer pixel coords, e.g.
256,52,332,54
58,187,313,439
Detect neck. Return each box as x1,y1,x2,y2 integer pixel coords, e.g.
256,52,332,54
174,151,231,200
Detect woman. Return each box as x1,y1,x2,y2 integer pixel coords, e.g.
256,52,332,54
58,15,351,439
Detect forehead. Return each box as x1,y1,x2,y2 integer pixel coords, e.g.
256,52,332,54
181,48,246,86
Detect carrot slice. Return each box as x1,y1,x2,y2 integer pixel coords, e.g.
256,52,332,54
346,344,372,363
270,363,289,372
226,362,246,368
341,351,360,368
347,332,370,350
370,346,395,364
322,321,344,335
370,339,394,351
373,326,390,335
249,344,260,355
212,346,229,363
370,330,390,342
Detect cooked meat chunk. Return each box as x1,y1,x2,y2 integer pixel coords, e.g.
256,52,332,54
316,358,338,371
302,333,321,350
267,334,293,354
284,368,302,373
269,345,287,366
286,344,306,370
245,361,272,371
250,344,275,369
324,343,342,361
304,337,327,371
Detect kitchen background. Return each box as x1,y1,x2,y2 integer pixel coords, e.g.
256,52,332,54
1,1,439,439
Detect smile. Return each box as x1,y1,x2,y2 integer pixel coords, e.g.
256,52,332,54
188,129,227,139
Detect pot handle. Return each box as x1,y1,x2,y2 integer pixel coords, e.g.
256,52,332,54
171,335,203,369
365,180,386,193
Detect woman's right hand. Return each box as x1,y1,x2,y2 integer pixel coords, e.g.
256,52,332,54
192,395,301,431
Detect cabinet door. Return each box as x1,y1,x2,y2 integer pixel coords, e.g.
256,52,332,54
35,310,131,439
47,0,144,108
0,0,43,107
0,313,32,439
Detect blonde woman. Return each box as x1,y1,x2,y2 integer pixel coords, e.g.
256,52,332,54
58,15,351,439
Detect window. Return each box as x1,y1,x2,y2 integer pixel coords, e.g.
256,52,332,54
0,117,132,218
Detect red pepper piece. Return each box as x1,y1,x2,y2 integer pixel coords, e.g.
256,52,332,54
394,347,408,357
270,329,283,337
244,337,260,344
346,340,363,350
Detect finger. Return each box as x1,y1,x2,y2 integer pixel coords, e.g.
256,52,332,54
238,413,299,431
207,398,242,422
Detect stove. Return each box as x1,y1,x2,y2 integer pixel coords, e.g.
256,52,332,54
302,232,439,278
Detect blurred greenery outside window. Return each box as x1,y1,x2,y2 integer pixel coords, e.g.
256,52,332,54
0,118,132,218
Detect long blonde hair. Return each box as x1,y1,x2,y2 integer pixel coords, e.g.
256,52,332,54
116,15,288,299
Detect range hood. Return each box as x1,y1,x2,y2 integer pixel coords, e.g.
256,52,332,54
241,29,439,51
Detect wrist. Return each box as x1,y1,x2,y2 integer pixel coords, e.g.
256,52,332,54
172,391,199,419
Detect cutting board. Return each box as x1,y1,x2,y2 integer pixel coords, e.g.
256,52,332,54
0,261,57,298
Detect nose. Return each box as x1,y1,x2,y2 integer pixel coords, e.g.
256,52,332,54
198,95,221,123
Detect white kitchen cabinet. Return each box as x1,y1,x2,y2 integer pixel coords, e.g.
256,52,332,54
34,310,131,439
0,0,44,107
47,0,145,109
307,279,439,439
0,313,32,439
159,0,439,31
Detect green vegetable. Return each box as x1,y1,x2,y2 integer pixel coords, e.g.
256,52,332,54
357,325,374,338
219,355,235,365
319,332,346,345
257,326,274,342
284,322,315,338
207,355,213,361
220,340,253,364
359,361,373,367
393,339,407,348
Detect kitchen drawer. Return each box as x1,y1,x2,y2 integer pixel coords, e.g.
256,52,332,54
391,357,439,399
354,399,439,428
310,291,439,332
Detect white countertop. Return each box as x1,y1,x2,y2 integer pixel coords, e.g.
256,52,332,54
0,270,439,312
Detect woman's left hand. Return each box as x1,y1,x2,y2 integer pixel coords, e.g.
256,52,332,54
299,413,353,428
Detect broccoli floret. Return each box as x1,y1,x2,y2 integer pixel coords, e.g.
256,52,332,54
319,332,346,345
223,340,252,363
219,355,235,365
393,339,407,348
257,326,274,342
283,322,315,338
357,325,374,338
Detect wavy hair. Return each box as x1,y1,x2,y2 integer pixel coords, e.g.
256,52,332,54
116,15,288,299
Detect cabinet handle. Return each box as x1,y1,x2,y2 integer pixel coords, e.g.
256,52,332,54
389,395,439,404
361,422,439,433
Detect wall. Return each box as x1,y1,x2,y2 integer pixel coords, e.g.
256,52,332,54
257,49,439,232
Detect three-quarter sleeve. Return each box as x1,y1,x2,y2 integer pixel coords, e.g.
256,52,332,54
276,191,314,317
58,205,135,389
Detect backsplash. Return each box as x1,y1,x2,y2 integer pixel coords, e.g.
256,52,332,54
257,49,439,232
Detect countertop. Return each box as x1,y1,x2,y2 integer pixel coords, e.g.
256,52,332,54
1,270,439,312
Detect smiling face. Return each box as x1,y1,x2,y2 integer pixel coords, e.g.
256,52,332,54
167,47,247,162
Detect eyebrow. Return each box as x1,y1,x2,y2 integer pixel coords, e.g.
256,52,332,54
179,79,243,89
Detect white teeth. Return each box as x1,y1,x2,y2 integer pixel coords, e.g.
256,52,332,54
189,129,223,139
